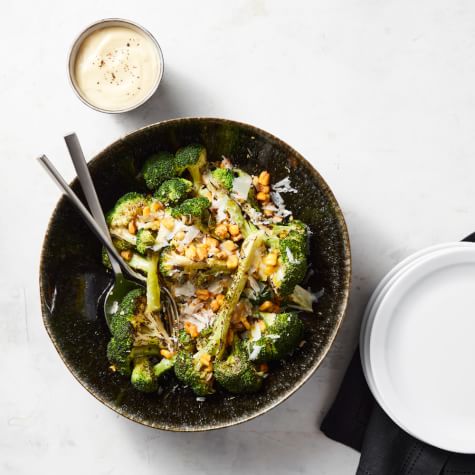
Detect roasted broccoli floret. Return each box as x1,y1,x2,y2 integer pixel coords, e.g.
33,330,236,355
154,178,193,205
159,246,230,279
247,312,304,363
214,337,263,394
131,356,158,393
174,231,265,396
211,168,233,191
171,197,210,219
106,192,149,233
266,221,308,296
107,262,169,378
141,152,176,190
174,144,207,191
136,229,156,255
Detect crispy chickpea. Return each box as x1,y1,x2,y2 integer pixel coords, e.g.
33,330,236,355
128,220,137,235
215,223,229,239
162,216,175,230
263,253,278,266
259,300,274,311
222,240,237,252
185,244,197,260
120,250,133,261
196,289,211,300
226,254,239,270
228,223,240,236
258,171,270,186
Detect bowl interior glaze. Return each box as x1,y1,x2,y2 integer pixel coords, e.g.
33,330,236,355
39,118,351,431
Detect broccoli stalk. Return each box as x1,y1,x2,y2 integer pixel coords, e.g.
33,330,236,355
214,337,263,394
146,252,161,313
174,230,265,396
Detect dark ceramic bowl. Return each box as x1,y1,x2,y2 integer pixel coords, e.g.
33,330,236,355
39,118,351,431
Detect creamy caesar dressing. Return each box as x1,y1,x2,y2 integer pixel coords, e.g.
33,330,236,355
74,26,160,111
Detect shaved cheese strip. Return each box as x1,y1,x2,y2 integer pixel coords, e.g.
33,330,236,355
232,173,252,200
272,176,297,193
248,344,263,361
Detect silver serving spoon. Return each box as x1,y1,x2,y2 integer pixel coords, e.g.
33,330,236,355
38,152,178,332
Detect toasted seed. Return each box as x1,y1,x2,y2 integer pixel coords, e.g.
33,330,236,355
215,223,229,239
259,300,273,311
184,321,199,338
210,299,220,312
205,237,219,248
128,220,137,235
196,289,211,300
120,250,133,261
196,244,208,261
185,244,197,260
258,171,270,186
160,349,173,359
256,191,269,202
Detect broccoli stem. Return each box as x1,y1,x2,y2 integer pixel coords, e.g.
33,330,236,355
146,252,161,313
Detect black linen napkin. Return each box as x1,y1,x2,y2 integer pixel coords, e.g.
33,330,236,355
321,232,475,475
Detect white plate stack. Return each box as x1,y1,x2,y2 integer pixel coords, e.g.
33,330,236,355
360,242,475,453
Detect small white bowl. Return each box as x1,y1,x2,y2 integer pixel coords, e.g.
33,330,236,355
68,18,164,114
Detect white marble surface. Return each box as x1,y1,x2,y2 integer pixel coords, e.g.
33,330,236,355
2,0,475,473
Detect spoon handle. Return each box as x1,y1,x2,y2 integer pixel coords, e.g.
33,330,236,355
64,133,122,276
37,154,126,269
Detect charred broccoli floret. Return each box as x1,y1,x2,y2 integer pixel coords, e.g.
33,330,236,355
247,312,304,363
154,178,192,205
214,337,263,394
266,221,308,296
171,197,211,219
174,144,207,191
136,229,156,255
141,152,176,190
211,168,233,191
107,192,149,233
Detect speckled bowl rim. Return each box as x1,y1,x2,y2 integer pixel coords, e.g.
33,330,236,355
39,117,352,432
